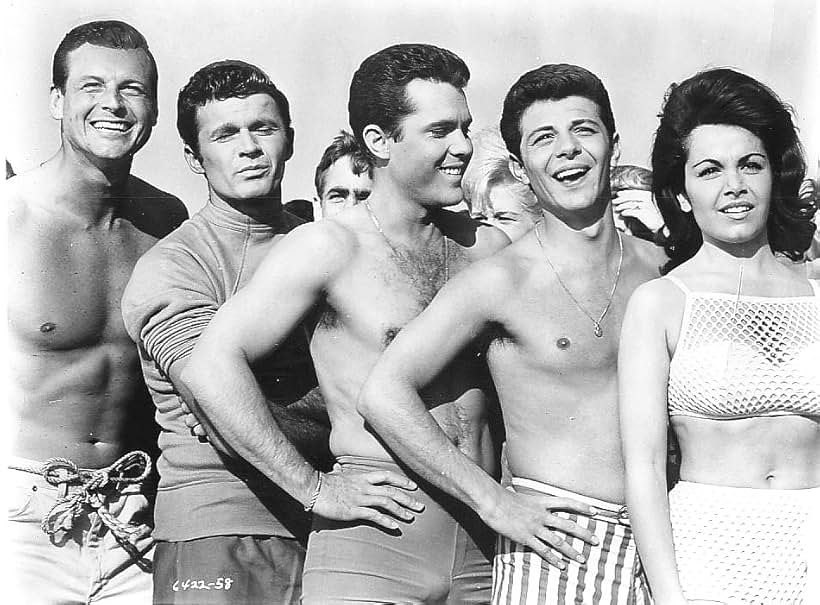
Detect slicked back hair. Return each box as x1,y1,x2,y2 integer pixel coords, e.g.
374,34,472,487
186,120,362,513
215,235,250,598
53,20,157,97
177,60,292,156
500,63,616,158
349,43,470,160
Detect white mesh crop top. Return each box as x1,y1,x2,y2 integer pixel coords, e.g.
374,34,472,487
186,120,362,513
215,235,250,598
666,274,820,419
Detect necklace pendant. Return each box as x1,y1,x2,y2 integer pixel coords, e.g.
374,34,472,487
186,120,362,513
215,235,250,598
593,322,603,338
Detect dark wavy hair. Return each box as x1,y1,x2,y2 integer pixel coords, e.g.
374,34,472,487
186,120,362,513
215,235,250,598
652,68,812,273
177,60,292,156
500,63,616,158
314,130,372,197
348,44,469,160
53,20,158,99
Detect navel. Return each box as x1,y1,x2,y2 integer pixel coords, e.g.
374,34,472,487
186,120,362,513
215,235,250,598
39,322,57,333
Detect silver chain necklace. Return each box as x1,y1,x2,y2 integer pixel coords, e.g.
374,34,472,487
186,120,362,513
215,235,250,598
534,218,623,338
363,200,449,282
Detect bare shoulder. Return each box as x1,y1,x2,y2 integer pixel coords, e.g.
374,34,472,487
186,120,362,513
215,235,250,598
267,211,359,272
123,176,189,238
626,274,686,333
438,208,511,259
4,175,30,228
445,236,526,306
808,258,820,280
623,233,666,277
4,166,54,233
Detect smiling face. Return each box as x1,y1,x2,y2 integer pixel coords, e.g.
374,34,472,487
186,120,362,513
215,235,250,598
51,44,157,163
185,93,293,205
319,156,372,218
510,95,618,226
385,79,473,208
680,124,773,249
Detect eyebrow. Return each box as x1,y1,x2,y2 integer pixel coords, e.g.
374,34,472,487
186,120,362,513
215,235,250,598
691,152,767,169
426,117,472,130
210,124,238,138
570,118,601,128
250,118,281,128
526,125,555,143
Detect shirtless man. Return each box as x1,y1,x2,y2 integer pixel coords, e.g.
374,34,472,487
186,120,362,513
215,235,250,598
359,64,666,604
6,21,187,604
183,44,517,603
314,129,373,219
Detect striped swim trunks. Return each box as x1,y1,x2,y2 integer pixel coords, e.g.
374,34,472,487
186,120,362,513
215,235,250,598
492,478,650,605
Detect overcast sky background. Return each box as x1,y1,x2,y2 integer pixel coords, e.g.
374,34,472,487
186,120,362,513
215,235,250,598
5,0,817,214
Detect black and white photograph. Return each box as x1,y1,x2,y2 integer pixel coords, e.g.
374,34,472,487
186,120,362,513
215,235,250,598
5,0,819,603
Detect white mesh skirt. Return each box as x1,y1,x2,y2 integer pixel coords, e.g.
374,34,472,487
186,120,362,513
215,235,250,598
668,481,819,604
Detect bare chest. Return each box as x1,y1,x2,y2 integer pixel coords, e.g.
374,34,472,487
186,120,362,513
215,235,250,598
316,244,459,350
8,225,154,351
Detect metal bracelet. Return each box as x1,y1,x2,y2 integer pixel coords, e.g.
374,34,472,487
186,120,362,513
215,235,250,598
304,471,323,512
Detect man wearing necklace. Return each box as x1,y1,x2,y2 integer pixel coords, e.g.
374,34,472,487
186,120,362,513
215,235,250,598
359,64,665,604
122,61,420,604
182,44,516,603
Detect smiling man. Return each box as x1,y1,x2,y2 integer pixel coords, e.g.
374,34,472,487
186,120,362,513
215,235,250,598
182,44,511,603
6,20,187,604
359,64,666,604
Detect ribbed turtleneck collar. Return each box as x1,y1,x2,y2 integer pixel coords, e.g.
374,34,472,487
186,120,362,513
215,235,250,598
199,199,285,234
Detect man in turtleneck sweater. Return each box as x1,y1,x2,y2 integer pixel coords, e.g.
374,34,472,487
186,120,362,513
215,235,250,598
122,60,418,605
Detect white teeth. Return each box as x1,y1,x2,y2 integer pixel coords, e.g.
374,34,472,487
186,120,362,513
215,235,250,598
554,167,587,181
92,121,128,131
440,167,462,175
722,205,752,214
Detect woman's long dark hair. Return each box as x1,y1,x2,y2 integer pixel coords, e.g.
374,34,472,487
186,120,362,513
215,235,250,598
651,68,814,274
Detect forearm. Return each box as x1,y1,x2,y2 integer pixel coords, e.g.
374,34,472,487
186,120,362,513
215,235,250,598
182,350,318,506
625,459,684,603
360,376,503,517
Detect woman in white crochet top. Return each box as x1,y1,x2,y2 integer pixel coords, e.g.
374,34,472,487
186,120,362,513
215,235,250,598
618,68,819,605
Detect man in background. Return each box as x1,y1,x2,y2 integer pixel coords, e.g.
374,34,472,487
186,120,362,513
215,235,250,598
313,129,372,218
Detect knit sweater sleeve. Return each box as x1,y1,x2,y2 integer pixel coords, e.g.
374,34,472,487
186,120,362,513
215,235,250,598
122,242,220,377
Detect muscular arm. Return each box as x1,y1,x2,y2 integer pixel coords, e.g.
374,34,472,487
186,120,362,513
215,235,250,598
360,264,501,511
359,258,597,566
175,369,332,470
618,281,686,605
182,224,423,525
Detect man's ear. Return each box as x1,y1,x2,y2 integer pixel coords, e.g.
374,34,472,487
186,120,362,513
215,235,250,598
610,132,621,167
184,144,205,175
508,154,530,186
676,192,692,213
49,87,64,120
150,99,159,128
363,124,390,162
284,127,294,161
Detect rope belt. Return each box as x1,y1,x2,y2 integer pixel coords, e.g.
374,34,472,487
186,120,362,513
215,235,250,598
11,451,152,545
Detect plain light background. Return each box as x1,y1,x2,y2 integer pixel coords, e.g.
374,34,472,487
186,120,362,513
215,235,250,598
4,0,818,214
